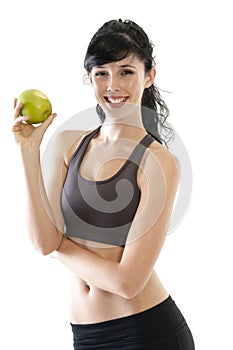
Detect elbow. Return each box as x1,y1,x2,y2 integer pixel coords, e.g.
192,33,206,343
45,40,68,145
119,280,143,300
30,232,62,256
34,244,55,256
31,238,56,256
116,265,145,300
120,286,142,300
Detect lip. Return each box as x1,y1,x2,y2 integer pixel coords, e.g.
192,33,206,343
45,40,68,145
104,96,129,108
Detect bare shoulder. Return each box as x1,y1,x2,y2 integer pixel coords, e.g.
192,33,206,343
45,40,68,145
149,141,179,177
139,140,179,190
50,128,96,166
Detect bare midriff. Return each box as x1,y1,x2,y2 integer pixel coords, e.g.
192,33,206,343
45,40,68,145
68,239,169,325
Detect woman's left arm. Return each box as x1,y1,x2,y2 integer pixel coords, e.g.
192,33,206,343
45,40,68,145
55,146,179,299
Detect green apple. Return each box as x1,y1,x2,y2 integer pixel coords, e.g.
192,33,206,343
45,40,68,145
18,89,52,124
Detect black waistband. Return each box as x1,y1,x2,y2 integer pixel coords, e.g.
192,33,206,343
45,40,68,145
71,296,187,344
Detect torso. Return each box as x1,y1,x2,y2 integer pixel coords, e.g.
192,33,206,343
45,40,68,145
61,128,169,324
68,261,168,324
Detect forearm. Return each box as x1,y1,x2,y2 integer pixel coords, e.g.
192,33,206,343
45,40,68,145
20,145,62,255
55,237,128,298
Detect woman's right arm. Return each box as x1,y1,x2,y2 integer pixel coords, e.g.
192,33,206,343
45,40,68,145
12,101,63,255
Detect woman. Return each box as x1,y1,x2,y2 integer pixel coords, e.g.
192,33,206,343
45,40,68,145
13,19,195,349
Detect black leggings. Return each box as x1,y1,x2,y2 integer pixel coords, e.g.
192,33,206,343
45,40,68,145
71,296,195,349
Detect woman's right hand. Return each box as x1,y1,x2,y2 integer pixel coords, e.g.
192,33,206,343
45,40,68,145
12,98,57,148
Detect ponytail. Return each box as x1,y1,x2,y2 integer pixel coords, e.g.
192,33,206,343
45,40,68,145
141,85,174,147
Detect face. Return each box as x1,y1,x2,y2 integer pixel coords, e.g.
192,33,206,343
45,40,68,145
88,55,156,117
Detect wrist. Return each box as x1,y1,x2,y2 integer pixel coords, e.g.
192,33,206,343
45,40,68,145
19,143,40,158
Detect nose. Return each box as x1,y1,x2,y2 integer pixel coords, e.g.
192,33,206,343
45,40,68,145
106,74,120,92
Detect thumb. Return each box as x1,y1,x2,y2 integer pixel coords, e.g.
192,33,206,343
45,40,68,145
41,113,57,128
45,112,57,125
38,113,57,137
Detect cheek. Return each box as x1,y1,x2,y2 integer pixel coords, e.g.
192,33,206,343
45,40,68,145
121,80,138,94
91,81,103,97
93,79,106,92
91,81,106,103
129,79,145,96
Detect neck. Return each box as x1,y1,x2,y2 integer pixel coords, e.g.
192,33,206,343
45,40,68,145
99,104,146,142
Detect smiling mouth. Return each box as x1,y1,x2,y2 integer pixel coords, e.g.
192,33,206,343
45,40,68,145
104,96,128,104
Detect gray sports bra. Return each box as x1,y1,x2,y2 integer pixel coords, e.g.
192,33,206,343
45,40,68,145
61,126,155,246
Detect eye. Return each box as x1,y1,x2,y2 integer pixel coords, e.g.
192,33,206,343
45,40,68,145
95,71,107,77
121,69,134,76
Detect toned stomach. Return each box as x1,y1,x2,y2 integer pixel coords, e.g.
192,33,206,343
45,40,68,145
68,238,169,324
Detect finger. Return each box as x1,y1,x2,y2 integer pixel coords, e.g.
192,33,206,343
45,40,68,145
43,113,57,127
12,116,29,133
13,115,29,126
14,101,23,119
37,113,57,136
13,98,17,108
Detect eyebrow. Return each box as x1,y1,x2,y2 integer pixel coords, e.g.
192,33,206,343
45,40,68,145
120,64,136,68
94,64,136,69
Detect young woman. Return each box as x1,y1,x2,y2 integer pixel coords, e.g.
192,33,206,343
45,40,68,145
13,19,195,349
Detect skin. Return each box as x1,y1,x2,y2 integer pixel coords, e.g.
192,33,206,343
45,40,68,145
12,55,179,324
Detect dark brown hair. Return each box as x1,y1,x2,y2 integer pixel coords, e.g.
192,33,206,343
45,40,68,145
84,19,173,146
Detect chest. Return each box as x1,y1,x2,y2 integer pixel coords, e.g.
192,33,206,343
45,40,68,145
79,140,138,182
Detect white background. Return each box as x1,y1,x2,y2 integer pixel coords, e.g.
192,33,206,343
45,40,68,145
0,0,232,349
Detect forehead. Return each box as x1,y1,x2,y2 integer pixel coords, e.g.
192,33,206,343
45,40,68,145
93,55,144,69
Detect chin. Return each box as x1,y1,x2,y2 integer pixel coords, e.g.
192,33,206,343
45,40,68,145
102,102,141,121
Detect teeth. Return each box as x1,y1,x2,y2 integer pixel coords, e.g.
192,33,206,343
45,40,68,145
107,97,127,104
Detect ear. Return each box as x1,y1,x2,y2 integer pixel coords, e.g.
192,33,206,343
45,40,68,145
145,67,156,88
87,71,93,85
